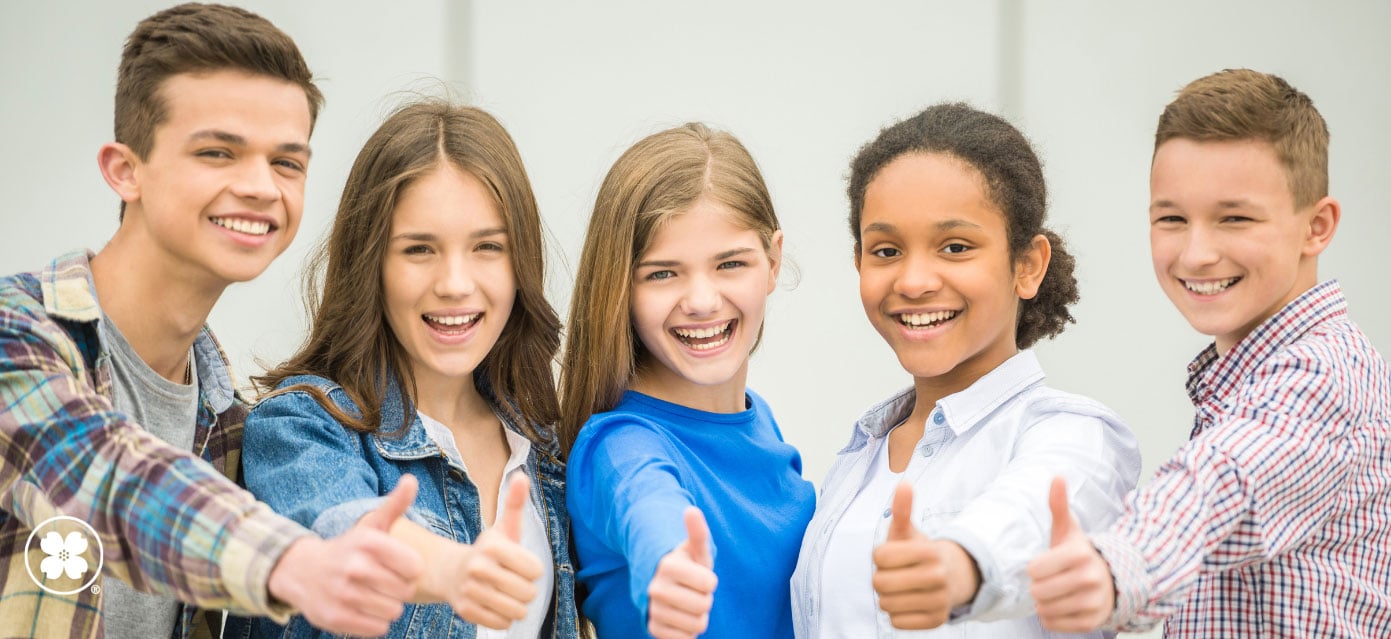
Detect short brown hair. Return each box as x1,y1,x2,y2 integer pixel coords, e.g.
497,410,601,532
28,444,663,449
1155,68,1328,208
116,3,323,160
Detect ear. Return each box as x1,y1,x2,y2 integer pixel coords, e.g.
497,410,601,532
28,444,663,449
98,142,142,205
766,229,785,293
853,243,862,274
1014,234,1052,300
1302,195,1340,258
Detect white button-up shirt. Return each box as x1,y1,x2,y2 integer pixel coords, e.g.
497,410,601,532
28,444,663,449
791,350,1141,638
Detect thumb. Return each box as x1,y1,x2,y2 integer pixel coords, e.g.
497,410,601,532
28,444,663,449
359,473,418,532
495,473,531,543
1048,476,1079,546
682,506,713,568
886,482,917,541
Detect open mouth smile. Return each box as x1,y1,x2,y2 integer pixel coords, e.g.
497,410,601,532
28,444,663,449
1182,277,1240,295
423,312,481,334
671,320,735,351
210,216,276,236
898,310,959,329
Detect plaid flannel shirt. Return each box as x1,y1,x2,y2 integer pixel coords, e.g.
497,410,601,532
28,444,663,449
1091,280,1391,637
0,251,310,639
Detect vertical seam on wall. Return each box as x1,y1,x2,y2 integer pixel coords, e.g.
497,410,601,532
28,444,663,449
997,0,1024,122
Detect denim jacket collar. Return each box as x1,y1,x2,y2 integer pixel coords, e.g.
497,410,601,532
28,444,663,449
339,367,562,462
844,350,1046,453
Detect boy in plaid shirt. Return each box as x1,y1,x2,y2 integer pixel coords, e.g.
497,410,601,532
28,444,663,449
1028,68,1391,637
0,4,423,638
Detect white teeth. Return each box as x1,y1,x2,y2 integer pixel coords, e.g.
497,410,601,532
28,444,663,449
211,217,271,236
688,334,730,350
673,321,731,339
424,313,480,326
1183,278,1238,295
899,311,957,327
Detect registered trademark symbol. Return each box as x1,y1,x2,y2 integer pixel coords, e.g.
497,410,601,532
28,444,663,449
91,585,101,595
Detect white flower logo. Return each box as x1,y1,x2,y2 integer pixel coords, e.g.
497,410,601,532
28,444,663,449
24,515,104,596
39,530,90,580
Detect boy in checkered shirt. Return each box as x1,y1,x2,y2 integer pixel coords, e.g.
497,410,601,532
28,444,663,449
1027,68,1391,637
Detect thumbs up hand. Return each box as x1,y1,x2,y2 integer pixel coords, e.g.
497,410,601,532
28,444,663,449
647,507,718,639
445,474,545,629
1026,476,1115,632
872,483,979,629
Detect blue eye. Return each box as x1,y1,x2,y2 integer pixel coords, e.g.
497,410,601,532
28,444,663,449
645,270,675,281
717,260,746,270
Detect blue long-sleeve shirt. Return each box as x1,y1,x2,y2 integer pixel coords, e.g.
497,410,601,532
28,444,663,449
567,390,815,638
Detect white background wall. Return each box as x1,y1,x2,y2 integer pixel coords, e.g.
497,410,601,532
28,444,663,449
3,3,1387,635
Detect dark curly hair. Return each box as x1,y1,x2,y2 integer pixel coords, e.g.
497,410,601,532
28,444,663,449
847,102,1078,349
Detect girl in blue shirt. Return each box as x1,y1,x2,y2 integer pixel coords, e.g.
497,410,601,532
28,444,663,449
232,100,578,638
560,123,816,639
789,103,1140,638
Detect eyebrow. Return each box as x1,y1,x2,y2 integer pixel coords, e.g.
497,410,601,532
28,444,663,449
190,129,312,158
862,219,983,234
390,227,508,242
1150,199,1255,210
635,246,756,269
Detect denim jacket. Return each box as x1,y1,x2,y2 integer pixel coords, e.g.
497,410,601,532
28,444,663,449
226,370,577,639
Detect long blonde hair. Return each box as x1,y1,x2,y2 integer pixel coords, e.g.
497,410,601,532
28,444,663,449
558,122,780,454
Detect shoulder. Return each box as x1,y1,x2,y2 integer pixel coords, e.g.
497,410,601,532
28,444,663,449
0,270,87,373
1239,318,1388,415
1019,384,1127,426
248,375,359,426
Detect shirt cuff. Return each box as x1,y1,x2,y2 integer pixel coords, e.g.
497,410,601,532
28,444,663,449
933,524,1007,622
1091,531,1156,633
309,496,431,538
218,505,314,622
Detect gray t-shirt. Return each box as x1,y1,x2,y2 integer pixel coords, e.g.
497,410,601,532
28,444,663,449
99,313,200,639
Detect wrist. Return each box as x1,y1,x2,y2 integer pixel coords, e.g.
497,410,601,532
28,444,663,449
267,536,315,609
939,541,981,608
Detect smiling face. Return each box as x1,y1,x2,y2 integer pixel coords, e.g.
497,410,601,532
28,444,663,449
382,163,516,393
629,197,782,410
857,153,1044,395
117,70,312,285
1149,138,1325,353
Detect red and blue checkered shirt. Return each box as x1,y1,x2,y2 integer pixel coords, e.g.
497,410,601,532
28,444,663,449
0,251,310,639
1091,280,1391,637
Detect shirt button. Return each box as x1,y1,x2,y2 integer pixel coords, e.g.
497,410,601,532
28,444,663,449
921,446,936,456
882,508,892,518
933,410,945,425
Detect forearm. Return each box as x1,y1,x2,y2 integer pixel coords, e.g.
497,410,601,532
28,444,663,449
2,370,309,612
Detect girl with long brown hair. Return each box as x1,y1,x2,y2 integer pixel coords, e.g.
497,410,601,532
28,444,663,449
231,99,578,638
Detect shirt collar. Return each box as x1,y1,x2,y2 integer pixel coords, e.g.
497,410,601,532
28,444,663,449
41,250,237,412
1187,279,1347,407
850,350,1047,444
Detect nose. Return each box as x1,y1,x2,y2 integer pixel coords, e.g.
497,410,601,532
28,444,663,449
891,252,943,300
433,253,477,299
1177,224,1221,270
678,273,723,317
229,158,282,203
